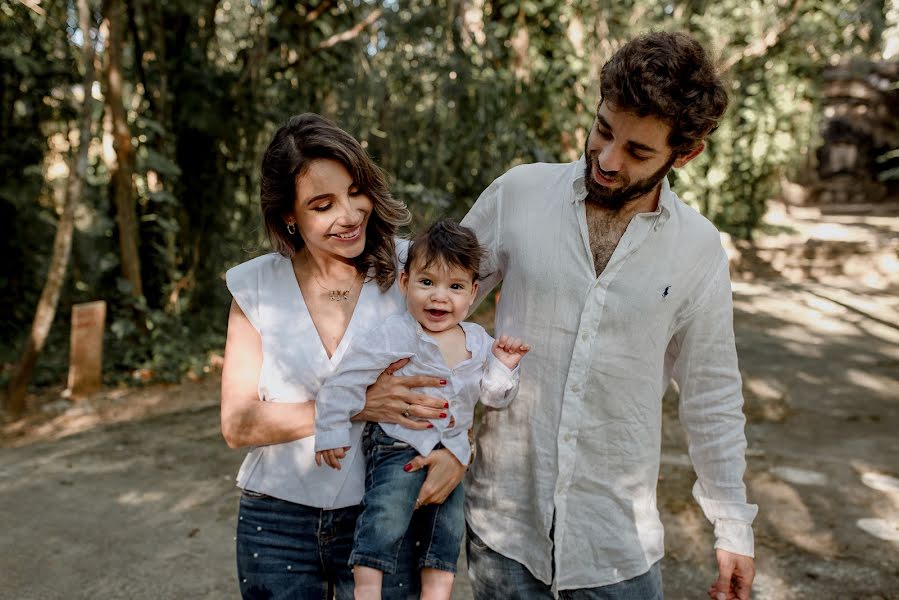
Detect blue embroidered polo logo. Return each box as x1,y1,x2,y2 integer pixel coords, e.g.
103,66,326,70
662,285,671,298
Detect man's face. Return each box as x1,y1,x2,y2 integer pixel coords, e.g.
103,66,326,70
583,101,682,211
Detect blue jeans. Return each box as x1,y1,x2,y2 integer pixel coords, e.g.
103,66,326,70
351,424,465,574
466,524,664,600
236,491,421,599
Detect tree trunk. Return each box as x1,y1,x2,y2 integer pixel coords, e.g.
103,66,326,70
884,0,899,60
105,0,143,298
5,0,97,417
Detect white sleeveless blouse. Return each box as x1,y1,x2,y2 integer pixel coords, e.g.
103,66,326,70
225,246,406,508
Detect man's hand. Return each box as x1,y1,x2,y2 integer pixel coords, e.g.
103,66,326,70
314,447,348,470
708,549,755,600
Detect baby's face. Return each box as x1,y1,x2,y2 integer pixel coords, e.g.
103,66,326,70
400,260,478,335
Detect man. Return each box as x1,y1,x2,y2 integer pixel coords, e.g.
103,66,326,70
461,31,757,600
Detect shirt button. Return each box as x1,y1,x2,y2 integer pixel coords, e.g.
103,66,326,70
581,332,589,341
564,433,574,443
570,384,580,393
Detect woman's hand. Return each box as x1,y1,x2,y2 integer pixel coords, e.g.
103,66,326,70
354,358,447,430
406,448,466,506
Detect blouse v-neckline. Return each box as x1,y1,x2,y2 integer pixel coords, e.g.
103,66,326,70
284,256,368,363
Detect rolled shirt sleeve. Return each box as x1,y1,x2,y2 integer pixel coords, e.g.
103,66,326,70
480,353,520,409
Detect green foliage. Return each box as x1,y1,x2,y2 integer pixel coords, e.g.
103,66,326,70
1,0,892,392
104,302,227,385
877,149,899,181
0,1,77,343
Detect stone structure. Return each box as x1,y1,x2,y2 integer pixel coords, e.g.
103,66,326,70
811,60,899,207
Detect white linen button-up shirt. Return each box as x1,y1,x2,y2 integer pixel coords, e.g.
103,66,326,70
315,311,519,465
225,251,406,509
461,157,758,591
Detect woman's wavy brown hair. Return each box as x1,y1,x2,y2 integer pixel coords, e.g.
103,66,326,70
600,31,729,155
259,113,410,291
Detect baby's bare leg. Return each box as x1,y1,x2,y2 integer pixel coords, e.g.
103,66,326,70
354,565,383,600
420,567,454,600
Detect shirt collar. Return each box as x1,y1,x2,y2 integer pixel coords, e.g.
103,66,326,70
403,310,432,341
570,155,588,204
570,154,673,219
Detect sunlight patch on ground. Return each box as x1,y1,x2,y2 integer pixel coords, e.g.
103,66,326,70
845,368,899,395
769,466,829,486
731,281,776,297
861,472,899,494
856,518,899,542
802,295,849,317
753,474,839,557
172,482,225,513
118,490,166,505
752,570,798,600
781,339,824,359
744,378,787,401
808,316,859,336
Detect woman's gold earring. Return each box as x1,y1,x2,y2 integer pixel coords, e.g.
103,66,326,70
287,222,296,235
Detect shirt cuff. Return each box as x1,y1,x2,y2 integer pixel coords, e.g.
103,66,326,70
314,429,351,452
485,354,519,388
714,519,755,557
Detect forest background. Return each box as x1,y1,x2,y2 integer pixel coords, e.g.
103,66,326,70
2,0,897,413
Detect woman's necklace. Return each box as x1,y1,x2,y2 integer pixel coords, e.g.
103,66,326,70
311,270,363,301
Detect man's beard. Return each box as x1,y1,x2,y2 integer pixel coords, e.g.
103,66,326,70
583,150,676,211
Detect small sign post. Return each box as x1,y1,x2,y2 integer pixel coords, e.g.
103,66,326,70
67,300,106,399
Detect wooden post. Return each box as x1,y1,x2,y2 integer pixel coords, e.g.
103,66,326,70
67,301,106,399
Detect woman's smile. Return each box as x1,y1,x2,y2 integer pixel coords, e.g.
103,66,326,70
331,224,363,241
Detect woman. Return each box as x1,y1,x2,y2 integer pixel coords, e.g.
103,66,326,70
221,113,466,600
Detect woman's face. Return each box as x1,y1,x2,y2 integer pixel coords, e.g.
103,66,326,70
287,159,373,264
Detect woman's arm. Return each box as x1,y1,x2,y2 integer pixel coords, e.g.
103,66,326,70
220,300,316,448
222,302,451,448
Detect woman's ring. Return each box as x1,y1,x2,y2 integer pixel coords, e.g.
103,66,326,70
402,406,411,419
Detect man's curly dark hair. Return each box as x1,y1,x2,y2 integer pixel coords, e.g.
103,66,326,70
599,31,728,155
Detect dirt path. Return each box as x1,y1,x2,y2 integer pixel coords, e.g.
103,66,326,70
2,207,897,599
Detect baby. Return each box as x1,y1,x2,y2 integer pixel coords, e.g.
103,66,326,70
314,219,529,600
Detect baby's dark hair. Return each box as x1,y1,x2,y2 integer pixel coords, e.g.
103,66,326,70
404,219,485,282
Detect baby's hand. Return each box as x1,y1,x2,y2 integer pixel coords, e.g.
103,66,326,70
492,336,530,370
315,447,349,470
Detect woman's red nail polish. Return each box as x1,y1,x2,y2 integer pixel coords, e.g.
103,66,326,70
439,379,447,385
439,413,447,418
427,423,434,428
443,402,449,408
403,463,412,472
